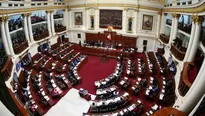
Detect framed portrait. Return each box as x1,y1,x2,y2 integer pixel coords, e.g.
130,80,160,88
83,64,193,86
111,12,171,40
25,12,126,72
75,12,83,25
142,15,153,30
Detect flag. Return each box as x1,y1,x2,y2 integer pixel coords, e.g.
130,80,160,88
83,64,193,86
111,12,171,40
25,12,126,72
107,33,111,40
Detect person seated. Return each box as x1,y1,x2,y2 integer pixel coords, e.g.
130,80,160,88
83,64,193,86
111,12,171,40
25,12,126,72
151,85,159,97
78,88,88,97
50,88,59,97
142,78,148,86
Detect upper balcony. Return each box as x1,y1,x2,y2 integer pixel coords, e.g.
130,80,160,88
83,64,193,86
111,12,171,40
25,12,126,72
0,0,65,8
164,0,204,7
178,62,193,96
159,34,169,44
170,43,186,61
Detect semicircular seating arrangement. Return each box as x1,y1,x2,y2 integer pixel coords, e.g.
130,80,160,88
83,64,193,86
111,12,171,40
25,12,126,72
15,41,175,116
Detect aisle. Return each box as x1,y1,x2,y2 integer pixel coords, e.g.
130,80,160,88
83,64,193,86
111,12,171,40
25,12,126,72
44,88,95,116
75,56,117,94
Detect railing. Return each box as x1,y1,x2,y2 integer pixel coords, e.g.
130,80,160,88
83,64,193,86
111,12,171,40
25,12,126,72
13,41,29,54
54,14,63,19
159,34,169,44
170,44,186,61
33,31,49,41
1,56,13,81
178,62,193,96
55,26,66,33
0,1,65,7
164,0,203,7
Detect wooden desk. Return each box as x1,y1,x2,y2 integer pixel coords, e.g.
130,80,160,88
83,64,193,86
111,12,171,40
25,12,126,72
33,31,49,41
81,46,135,59
1,56,13,81
170,44,186,61
152,107,186,116
178,62,193,96
55,26,66,33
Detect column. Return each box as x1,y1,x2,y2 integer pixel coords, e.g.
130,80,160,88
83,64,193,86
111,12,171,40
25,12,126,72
187,16,203,62
85,8,89,30
183,15,196,61
160,13,167,34
50,10,55,35
4,16,15,55
172,14,180,42
122,8,128,32
27,13,34,42
22,13,30,44
168,13,176,45
67,8,72,29
63,9,68,30
46,10,52,37
95,8,99,30
134,10,138,34
179,58,205,113
156,11,161,37
0,17,10,55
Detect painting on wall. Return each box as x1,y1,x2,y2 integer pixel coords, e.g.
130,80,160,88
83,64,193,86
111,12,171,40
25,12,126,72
99,10,122,29
142,15,153,30
75,12,83,25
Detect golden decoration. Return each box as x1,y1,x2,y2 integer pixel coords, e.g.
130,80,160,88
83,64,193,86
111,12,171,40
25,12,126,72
163,2,205,13
0,6,66,15
195,16,204,24
4,16,9,21
108,26,113,32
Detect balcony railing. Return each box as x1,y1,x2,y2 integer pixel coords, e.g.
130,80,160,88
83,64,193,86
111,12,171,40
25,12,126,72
54,14,63,19
55,26,66,33
159,34,169,44
170,44,186,61
178,62,193,96
33,31,49,41
13,41,29,54
1,56,13,81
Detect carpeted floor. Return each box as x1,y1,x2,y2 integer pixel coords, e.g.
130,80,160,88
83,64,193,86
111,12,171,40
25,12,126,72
74,56,117,94
74,53,174,115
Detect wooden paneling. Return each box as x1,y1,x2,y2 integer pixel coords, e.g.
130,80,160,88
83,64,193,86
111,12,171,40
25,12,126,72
85,31,137,48
8,89,29,116
1,56,13,81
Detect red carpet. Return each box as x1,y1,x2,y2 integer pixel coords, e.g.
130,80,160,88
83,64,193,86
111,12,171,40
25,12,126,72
188,66,198,84
75,56,117,94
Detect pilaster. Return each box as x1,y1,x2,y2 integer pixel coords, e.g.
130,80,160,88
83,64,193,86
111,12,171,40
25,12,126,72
22,13,30,44
0,17,11,55
183,15,196,62
187,16,203,62
4,16,15,55
46,10,52,37
50,10,56,36
27,12,34,42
